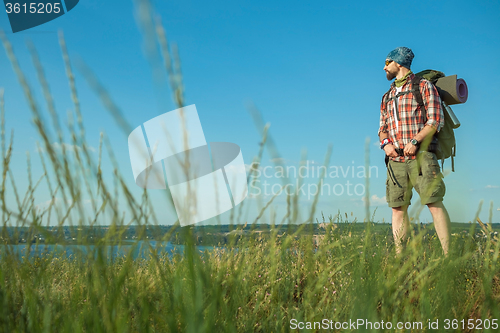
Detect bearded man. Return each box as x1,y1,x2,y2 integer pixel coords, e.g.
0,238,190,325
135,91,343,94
378,46,451,255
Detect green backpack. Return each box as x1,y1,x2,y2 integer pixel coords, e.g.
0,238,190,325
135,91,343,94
413,70,457,171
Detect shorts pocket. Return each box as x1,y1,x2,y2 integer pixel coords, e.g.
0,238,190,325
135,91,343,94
422,152,441,178
419,152,444,198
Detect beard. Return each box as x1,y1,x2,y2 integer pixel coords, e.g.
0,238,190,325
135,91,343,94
386,70,396,81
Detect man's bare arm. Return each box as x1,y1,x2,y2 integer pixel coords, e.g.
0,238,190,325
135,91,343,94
413,125,436,144
379,132,389,141
404,125,437,156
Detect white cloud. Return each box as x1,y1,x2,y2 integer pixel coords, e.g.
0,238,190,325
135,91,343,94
35,197,73,210
485,185,499,189
36,198,59,208
362,194,387,206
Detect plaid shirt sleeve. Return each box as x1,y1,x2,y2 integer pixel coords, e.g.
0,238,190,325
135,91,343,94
420,79,444,132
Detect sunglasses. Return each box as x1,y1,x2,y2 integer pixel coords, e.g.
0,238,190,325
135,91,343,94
385,60,393,66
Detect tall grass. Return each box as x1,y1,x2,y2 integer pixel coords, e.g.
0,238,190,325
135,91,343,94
1,218,499,331
1,1,499,332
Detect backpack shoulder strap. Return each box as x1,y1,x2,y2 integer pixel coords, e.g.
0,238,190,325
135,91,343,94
382,86,392,104
386,76,423,104
411,75,425,112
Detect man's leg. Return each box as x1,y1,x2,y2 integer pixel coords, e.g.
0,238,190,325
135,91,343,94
386,159,411,254
392,205,410,254
414,152,449,256
427,201,451,256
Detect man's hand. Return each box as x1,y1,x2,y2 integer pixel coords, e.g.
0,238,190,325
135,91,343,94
404,142,418,156
384,144,398,158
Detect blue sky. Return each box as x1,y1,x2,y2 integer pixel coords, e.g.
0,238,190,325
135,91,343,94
0,0,499,225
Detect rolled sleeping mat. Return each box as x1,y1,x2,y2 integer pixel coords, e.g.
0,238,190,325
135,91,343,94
434,75,468,105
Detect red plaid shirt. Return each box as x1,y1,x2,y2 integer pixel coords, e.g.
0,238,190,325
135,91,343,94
378,74,444,162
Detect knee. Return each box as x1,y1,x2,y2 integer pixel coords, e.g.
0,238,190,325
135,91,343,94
392,205,408,213
427,201,444,211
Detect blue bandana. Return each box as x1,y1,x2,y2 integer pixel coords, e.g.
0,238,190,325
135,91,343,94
387,47,414,69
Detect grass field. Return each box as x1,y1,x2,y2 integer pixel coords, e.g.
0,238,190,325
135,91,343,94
1,220,499,332
1,2,499,331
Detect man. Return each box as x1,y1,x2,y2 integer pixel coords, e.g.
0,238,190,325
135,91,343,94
378,46,451,255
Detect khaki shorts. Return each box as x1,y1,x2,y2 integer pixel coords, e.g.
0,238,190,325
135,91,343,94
385,151,446,208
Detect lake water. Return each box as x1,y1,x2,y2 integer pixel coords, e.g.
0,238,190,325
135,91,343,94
0,241,220,260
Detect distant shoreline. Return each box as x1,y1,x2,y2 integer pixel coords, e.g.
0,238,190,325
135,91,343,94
1,222,498,246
